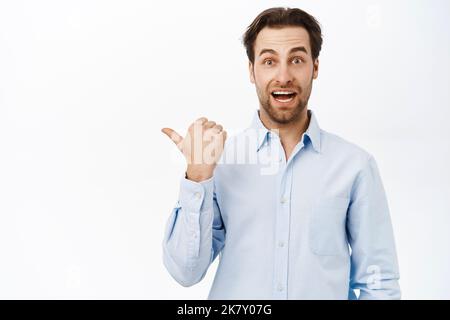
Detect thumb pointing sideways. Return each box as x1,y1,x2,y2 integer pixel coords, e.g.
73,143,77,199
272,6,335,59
161,127,183,146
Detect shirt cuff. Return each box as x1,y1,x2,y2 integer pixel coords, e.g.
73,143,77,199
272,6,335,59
178,174,214,213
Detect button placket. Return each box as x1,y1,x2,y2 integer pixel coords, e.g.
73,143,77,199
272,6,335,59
272,140,292,299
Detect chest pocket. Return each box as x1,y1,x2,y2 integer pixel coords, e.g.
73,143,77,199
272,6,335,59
309,196,350,256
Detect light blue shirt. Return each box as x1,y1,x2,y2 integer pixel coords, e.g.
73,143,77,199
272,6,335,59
162,109,400,299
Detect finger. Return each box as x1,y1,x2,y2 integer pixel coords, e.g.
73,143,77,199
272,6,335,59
204,121,216,129
216,130,227,148
161,127,183,145
194,117,208,124
208,129,227,142
204,125,222,141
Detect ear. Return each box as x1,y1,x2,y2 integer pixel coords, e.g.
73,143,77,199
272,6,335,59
312,58,319,80
248,61,255,84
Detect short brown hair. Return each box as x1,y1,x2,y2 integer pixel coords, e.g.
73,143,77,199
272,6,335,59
242,7,323,65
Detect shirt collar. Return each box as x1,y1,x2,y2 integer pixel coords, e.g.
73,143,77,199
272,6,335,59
249,108,322,153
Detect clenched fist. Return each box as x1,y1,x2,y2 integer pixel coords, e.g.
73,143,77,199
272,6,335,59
161,117,227,182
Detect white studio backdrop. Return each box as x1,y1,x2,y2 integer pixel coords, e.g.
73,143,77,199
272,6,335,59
0,0,449,299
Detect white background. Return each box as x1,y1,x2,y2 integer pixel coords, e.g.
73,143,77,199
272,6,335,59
0,0,449,299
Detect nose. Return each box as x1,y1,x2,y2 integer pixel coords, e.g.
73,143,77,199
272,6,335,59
274,62,294,86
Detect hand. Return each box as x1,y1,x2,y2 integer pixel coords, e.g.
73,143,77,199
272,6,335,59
161,117,227,182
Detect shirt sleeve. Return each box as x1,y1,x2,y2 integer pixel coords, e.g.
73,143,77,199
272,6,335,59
346,155,401,299
162,174,226,287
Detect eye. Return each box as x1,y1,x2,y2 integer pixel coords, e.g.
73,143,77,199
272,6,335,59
292,57,303,64
263,59,273,66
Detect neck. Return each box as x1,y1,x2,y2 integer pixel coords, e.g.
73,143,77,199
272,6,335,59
259,107,310,160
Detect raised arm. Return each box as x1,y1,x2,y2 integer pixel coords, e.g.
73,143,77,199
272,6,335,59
161,118,227,286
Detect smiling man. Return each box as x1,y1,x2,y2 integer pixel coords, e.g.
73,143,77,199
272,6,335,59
161,7,401,299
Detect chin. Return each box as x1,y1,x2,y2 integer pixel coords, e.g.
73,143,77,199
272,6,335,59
268,105,303,123
268,110,296,124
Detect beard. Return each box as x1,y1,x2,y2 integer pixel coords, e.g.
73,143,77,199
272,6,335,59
256,79,313,125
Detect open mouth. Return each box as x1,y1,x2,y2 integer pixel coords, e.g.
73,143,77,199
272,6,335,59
271,91,297,103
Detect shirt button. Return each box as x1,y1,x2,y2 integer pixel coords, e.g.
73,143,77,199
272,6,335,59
192,232,198,239
277,284,284,292
194,192,201,199
278,241,285,248
280,197,288,204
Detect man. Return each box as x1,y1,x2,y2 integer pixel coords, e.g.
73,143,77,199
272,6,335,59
161,7,400,299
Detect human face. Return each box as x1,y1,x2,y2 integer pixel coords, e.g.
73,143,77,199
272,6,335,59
249,26,319,125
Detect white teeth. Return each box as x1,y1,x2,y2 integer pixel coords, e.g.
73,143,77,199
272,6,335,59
273,91,294,95
272,91,295,103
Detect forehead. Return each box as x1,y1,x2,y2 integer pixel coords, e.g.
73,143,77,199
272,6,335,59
254,26,311,54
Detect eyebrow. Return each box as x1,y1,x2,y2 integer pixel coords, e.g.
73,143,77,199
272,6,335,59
258,46,308,57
